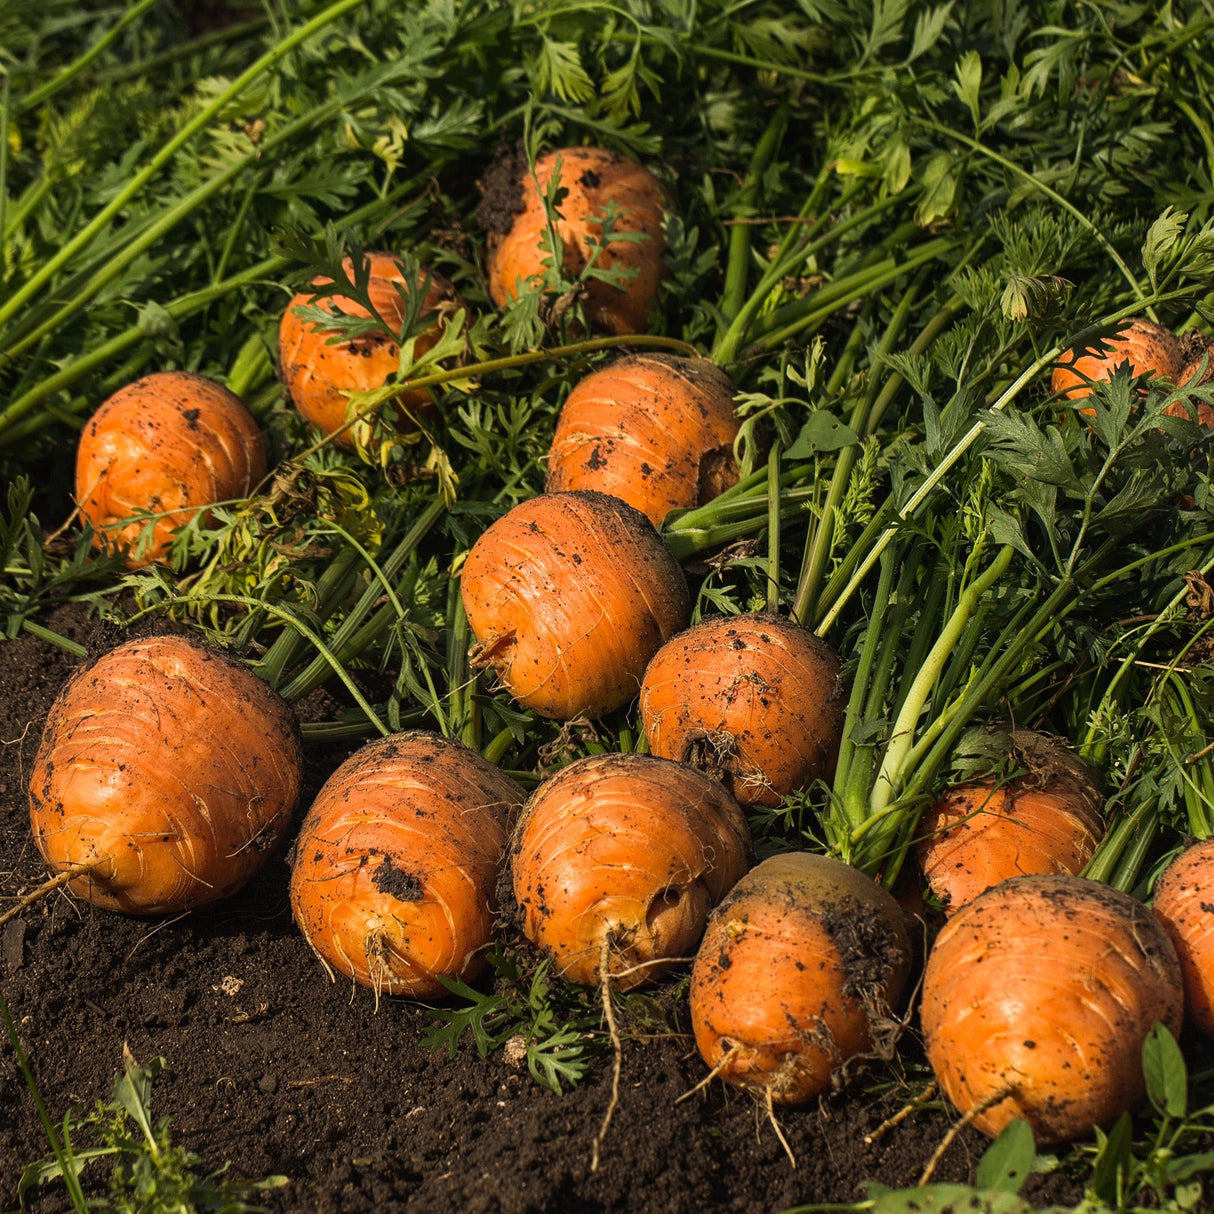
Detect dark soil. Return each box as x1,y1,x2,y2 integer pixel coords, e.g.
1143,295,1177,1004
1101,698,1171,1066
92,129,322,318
0,604,1088,1214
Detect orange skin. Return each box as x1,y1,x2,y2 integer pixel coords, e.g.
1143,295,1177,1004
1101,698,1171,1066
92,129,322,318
921,874,1183,1144
29,636,301,916
486,147,668,336
545,354,741,527
689,852,911,1105
639,612,847,808
917,777,1104,916
461,490,690,720
1152,837,1214,1035
278,252,463,447
511,753,752,990
1051,317,1181,407
75,371,266,567
289,732,523,999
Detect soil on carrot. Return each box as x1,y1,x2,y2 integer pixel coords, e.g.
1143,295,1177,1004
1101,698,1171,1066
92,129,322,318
0,604,1092,1214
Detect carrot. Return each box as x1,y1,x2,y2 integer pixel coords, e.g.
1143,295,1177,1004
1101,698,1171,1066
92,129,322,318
688,851,912,1104
28,634,301,916
921,873,1184,1144
461,490,690,720
278,251,464,447
639,611,846,808
1051,317,1182,403
916,731,1105,915
544,353,741,527
511,752,752,989
74,370,267,566
289,731,523,1000
481,146,668,336
1151,837,1214,1035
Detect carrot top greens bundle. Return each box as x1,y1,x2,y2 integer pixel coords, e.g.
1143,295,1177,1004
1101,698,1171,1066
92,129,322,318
6,0,1214,1205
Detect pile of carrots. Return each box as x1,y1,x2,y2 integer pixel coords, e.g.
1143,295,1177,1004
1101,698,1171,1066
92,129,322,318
18,138,1214,1163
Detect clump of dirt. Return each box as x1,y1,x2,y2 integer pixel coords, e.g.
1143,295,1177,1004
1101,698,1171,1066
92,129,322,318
475,144,528,236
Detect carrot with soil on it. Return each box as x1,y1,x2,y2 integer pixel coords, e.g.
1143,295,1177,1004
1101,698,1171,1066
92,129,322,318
687,851,912,1106
24,634,301,917
74,370,266,566
1151,836,1214,1036
480,145,668,336
544,352,742,528
460,489,690,720
639,610,847,809
278,251,465,448
289,731,524,1001
511,752,752,990
916,729,1105,916
920,872,1184,1144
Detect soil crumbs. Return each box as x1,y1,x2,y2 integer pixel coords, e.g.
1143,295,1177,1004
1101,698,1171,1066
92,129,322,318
0,606,1086,1214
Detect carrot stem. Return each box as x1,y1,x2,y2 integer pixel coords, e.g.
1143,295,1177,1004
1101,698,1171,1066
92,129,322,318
792,277,925,625
765,442,782,612
0,0,375,342
873,546,1013,816
15,0,168,113
276,497,448,702
717,105,789,328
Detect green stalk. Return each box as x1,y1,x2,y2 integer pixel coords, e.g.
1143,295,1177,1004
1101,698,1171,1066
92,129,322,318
814,293,1197,637
253,545,365,691
0,73,10,276
662,470,817,561
276,498,447,703
20,621,88,657
482,727,516,765
744,236,958,357
16,0,167,113
0,0,373,337
446,589,478,749
712,182,889,366
830,546,908,854
791,279,927,625
870,546,1014,819
718,105,789,326
0,67,385,373
765,441,781,611
828,548,895,823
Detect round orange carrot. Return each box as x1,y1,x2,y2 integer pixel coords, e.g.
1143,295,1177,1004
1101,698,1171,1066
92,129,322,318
482,146,668,336
639,611,846,808
689,852,912,1104
75,371,266,566
1051,317,1181,403
290,731,523,999
1152,837,1214,1035
921,873,1183,1143
461,490,690,720
917,732,1104,915
29,634,301,915
511,752,751,989
545,353,741,527
278,251,463,447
